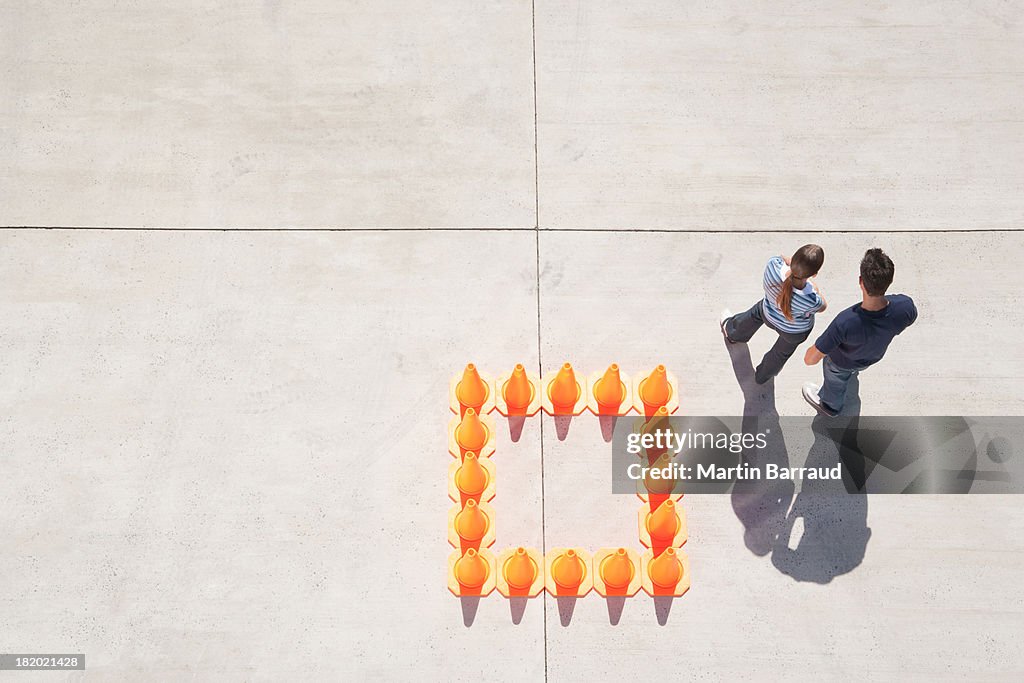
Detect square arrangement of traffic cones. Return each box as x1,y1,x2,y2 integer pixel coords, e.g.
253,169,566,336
446,364,691,611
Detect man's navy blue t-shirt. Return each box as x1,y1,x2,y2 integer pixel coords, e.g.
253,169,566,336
814,294,918,370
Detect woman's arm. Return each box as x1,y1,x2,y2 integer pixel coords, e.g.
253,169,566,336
812,279,828,313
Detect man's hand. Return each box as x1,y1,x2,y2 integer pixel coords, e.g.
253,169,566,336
804,345,825,366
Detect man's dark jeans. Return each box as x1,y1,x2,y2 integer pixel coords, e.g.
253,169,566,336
725,300,811,384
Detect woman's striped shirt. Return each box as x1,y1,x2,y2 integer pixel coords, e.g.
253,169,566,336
761,256,824,333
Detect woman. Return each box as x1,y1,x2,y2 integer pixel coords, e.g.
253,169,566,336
721,244,827,385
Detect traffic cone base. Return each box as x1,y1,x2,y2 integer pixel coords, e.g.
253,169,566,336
636,481,684,509
448,548,497,597
496,547,545,598
640,548,690,597
449,364,496,416
493,366,542,417
447,455,496,505
586,366,635,416
544,547,593,597
448,411,497,459
632,367,680,417
592,547,642,597
541,365,588,416
638,501,688,550
448,500,496,551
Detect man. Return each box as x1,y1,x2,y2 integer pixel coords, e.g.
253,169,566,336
802,248,917,416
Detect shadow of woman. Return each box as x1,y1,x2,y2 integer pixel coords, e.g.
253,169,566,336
725,337,871,583
727,342,795,557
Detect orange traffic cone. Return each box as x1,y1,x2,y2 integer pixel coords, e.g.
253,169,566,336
546,548,592,597
596,547,639,597
648,547,683,588
495,364,541,417
637,451,681,512
640,405,672,459
455,364,489,416
592,364,627,415
646,499,681,544
454,408,489,456
448,547,497,596
504,548,537,589
448,499,495,550
455,548,490,589
552,551,584,588
547,363,581,414
630,362,679,417
454,499,489,544
639,498,687,550
455,452,488,501
448,451,495,505
638,365,671,415
504,364,533,414
641,547,689,597
497,547,544,597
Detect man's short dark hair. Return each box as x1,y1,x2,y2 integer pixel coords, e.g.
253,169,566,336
860,248,894,296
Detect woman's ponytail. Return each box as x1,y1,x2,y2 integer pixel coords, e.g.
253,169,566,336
776,244,825,321
776,275,796,320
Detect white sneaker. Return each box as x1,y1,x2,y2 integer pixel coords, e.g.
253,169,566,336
720,309,735,343
802,382,838,417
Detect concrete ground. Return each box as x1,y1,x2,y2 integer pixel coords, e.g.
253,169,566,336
2,2,1023,682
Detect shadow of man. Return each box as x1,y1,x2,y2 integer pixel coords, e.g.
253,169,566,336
771,381,871,583
725,337,871,583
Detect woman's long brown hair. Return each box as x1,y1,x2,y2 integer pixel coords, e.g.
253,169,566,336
777,244,825,320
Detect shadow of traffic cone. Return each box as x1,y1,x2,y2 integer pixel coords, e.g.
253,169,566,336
450,363,493,416
593,547,641,597
448,547,497,597
641,547,690,597
448,407,496,458
448,498,495,553
638,499,688,555
633,365,680,417
497,547,544,598
448,452,496,506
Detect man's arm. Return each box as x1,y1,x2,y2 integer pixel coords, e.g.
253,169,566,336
804,345,825,365
808,316,843,365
